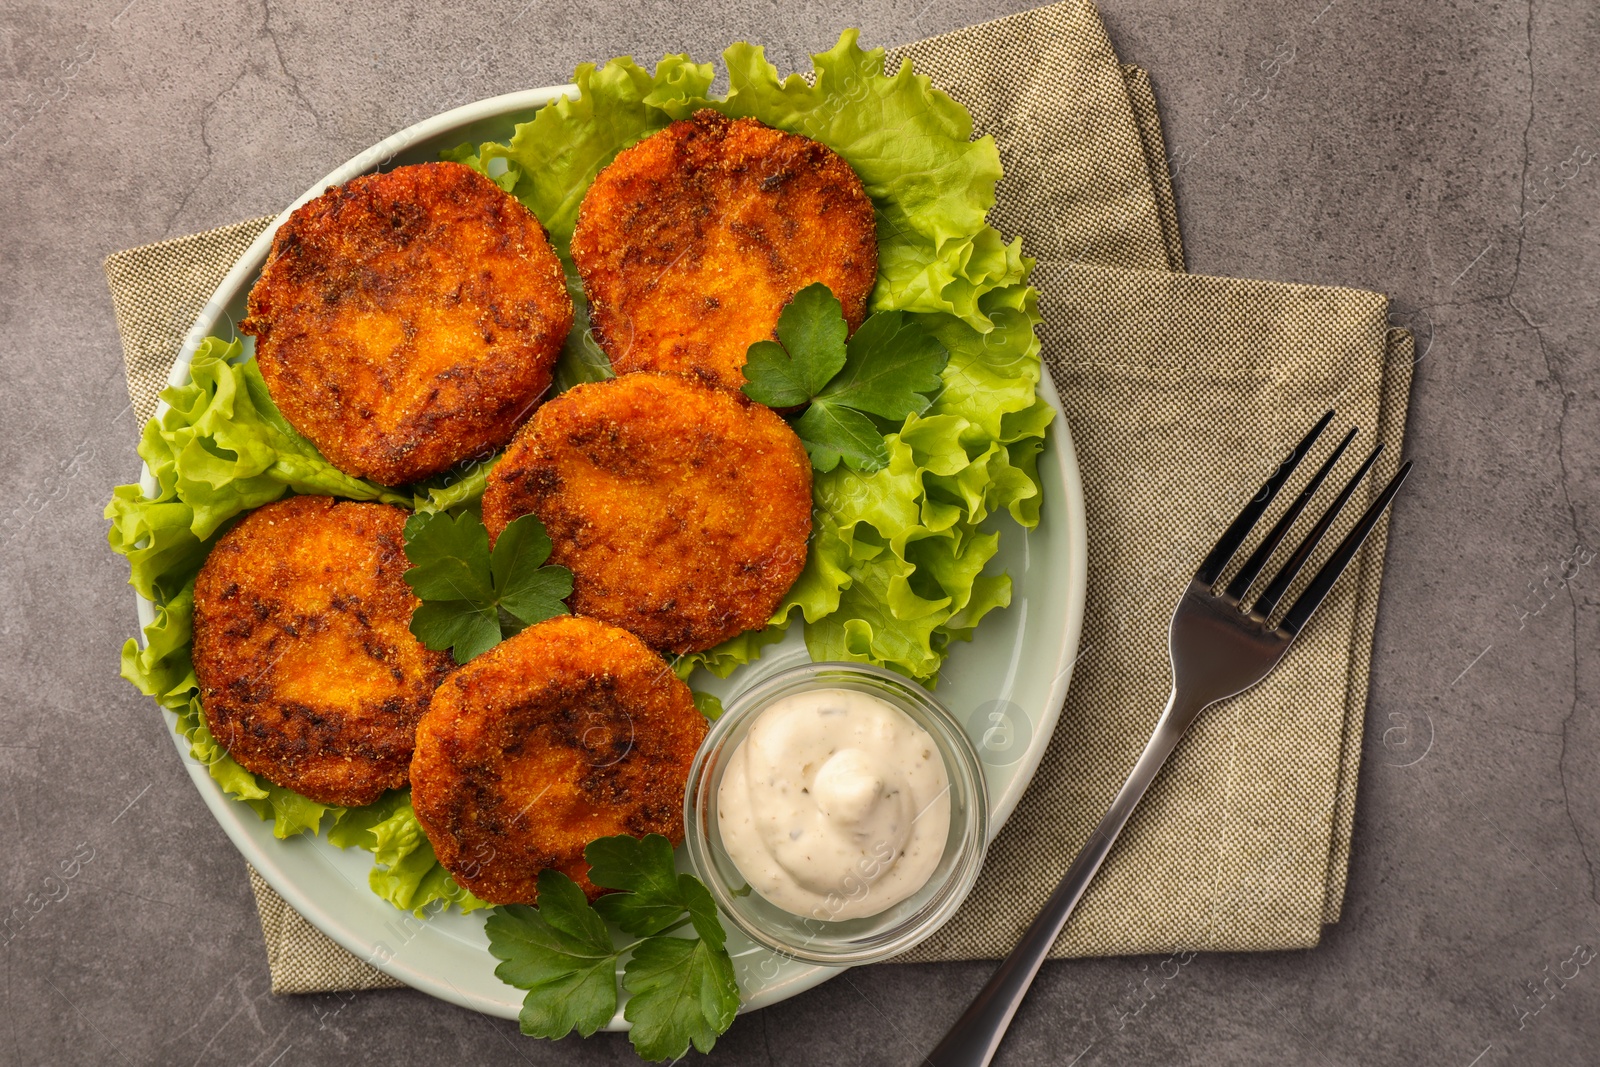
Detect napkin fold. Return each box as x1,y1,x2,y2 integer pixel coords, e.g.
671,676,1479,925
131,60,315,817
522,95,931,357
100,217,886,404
898,262,1411,961
104,0,1411,991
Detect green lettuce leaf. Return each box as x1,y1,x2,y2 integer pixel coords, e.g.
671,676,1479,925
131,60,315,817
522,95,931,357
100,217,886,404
439,142,523,193
107,337,485,896
477,33,1024,330
410,454,501,514
551,286,617,393
478,55,717,265
462,32,1052,683
169,688,337,838
107,337,401,837
670,626,788,681
120,337,407,540
792,290,1050,681
716,32,1027,328
330,791,491,916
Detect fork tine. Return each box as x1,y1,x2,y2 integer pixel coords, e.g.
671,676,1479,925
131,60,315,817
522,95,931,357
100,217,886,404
1225,426,1357,603
1195,410,1334,586
1252,441,1382,618
1278,461,1412,635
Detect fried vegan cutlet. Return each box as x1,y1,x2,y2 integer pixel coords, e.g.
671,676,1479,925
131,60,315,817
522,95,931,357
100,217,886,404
570,110,878,392
410,614,706,903
241,161,574,486
480,372,812,653
190,496,454,808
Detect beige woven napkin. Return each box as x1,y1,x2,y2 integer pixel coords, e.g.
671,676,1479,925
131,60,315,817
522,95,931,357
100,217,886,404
104,0,1409,991
899,264,1411,961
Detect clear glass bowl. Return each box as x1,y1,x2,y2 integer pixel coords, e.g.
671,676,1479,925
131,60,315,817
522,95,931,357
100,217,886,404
683,662,989,965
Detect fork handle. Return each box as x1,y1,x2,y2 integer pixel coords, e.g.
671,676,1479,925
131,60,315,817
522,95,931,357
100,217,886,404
924,687,1209,1067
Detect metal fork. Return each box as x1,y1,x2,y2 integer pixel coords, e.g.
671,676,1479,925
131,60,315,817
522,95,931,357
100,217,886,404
925,411,1412,1067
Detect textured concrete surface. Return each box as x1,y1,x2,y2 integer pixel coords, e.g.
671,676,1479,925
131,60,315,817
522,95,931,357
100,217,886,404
2,0,1597,1064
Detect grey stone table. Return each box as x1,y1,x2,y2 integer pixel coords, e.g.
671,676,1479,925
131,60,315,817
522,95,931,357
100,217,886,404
3,0,1595,1063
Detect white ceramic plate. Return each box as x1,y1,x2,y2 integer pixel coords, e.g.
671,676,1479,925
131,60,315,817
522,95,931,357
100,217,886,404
134,86,1088,1026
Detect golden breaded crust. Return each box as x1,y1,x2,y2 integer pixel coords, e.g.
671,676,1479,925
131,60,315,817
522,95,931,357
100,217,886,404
241,161,574,486
571,110,877,392
481,373,812,653
410,614,706,903
191,496,454,807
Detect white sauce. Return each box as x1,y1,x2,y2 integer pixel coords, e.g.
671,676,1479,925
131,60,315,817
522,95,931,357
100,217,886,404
717,688,950,920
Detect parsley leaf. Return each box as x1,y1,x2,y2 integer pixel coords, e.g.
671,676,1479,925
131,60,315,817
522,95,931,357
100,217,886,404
410,599,502,665
401,510,495,602
586,834,681,934
486,870,619,1040
402,510,573,663
485,835,741,1060
820,310,951,419
741,282,949,473
489,513,572,624
793,403,886,473
739,283,848,406
588,833,700,938
623,934,740,1061
691,690,725,721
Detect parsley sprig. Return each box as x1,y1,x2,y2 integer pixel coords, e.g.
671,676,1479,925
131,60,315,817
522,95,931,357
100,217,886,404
741,283,950,472
402,510,573,663
486,834,740,1061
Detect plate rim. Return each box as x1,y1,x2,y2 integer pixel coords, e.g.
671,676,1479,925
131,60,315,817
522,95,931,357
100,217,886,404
131,83,1088,1023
